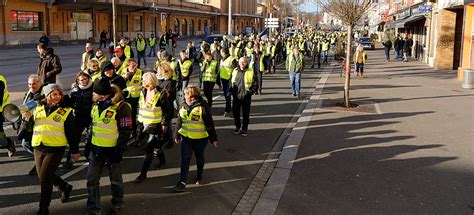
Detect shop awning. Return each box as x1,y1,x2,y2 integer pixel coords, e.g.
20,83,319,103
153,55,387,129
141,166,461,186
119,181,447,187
386,19,405,29
403,14,426,25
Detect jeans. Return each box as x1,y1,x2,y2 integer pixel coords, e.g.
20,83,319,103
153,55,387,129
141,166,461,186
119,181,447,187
86,150,124,214
34,148,68,208
355,63,364,74
179,79,190,99
289,72,301,95
322,51,329,63
256,72,263,93
148,46,156,57
384,49,390,60
221,79,232,112
203,81,215,107
137,51,147,68
179,137,208,183
232,93,252,131
394,49,400,59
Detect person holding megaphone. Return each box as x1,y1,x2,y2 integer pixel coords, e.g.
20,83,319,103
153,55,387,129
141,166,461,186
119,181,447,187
22,84,79,215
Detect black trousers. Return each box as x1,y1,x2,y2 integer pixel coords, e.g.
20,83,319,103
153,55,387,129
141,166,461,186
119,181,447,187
34,148,68,208
232,93,252,131
203,81,215,107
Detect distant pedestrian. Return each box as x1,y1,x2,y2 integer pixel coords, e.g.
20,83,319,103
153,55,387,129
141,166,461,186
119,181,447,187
394,35,402,60
174,85,218,192
148,33,157,57
99,30,108,49
402,36,410,62
136,33,147,68
382,39,392,62
37,43,62,84
353,45,367,78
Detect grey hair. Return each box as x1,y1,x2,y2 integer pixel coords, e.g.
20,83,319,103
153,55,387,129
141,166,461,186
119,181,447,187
28,74,43,84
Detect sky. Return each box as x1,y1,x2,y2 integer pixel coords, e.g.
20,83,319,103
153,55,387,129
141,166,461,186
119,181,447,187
300,0,319,13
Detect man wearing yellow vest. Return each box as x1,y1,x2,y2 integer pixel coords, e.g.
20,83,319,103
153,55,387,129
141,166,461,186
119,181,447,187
147,33,157,57
120,59,142,144
200,53,218,107
0,74,15,157
250,44,265,95
286,47,304,97
86,77,132,214
81,42,94,71
173,85,218,192
24,84,78,214
135,33,147,68
119,38,134,59
219,48,237,117
231,57,258,137
353,44,367,78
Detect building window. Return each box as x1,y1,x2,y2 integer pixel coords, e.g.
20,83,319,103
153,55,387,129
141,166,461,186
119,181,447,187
134,16,142,32
150,16,156,33
118,15,128,32
10,11,43,31
198,19,201,31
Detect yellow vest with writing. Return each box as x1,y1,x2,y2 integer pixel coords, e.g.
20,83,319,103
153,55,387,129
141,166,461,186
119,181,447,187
91,101,125,147
32,105,72,147
138,91,163,124
178,106,208,139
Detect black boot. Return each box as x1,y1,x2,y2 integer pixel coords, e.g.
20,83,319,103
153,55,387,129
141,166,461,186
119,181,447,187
37,207,49,215
28,165,37,176
135,157,152,183
156,149,166,169
60,184,73,203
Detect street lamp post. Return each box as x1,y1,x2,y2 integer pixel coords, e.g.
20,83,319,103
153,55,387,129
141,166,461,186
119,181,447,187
112,0,117,46
228,0,232,35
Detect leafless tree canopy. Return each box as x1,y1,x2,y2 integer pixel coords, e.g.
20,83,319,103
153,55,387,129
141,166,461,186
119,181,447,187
319,0,373,27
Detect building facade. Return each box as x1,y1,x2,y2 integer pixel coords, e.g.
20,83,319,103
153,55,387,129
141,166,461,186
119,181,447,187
0,0,266,46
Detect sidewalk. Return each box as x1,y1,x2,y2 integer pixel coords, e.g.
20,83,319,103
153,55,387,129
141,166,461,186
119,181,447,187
260,48,474,214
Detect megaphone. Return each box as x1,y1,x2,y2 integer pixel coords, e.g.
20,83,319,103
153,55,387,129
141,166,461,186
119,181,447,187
2,100,38,123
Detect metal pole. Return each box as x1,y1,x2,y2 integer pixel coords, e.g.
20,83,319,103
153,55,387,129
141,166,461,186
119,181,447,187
112,0,117,46
228,0,232,35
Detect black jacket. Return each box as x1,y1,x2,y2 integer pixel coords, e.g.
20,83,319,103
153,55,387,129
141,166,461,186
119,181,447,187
70,83,93,122
37,48,62,84
174,96,218,143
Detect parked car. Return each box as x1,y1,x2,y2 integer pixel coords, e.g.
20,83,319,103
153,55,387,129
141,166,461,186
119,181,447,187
202,34,224,44
358,37,375,50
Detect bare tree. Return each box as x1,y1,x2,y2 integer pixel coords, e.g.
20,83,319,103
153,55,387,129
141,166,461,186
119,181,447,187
318,0,373,108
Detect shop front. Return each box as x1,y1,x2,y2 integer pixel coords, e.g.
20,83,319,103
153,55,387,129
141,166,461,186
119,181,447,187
457,3,474,80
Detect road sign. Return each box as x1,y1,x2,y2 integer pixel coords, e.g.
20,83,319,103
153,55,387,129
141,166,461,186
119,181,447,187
265,18,279,22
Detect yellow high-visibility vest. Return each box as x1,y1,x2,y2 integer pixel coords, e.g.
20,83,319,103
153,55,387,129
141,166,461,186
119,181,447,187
124,45,132,58
121,68,142,98
170,61,178,81
32,105,72,147
149,38,156,47
138,91,163,124
178,106,208,139
91,101,127,147
0,75,10,111
231,67,254,92
178,60,193,78
202,60,218,82
137,39,146,52
219,56,234,80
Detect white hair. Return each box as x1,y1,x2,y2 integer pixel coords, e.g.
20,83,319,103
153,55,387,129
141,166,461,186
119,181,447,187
28,74,43,84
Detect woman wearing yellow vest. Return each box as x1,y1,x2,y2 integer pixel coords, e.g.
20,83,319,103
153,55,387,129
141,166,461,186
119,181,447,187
94,48,108,68
86,77,132,214
0,74,15,157
84,58,101,81
134,72,172,183
177,50,194,99
173,85,218,192
200,53,218,107
22,84,78,215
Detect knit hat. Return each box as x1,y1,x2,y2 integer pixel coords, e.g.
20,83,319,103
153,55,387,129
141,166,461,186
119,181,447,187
101,61,115,73
43,84,62,96
93,77,113,95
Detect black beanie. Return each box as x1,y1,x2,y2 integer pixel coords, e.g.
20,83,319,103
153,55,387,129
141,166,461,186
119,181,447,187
93,77,113,95
101,61,115,73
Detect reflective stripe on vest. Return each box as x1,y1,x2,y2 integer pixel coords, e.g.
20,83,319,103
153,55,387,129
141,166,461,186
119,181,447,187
178,106,208,139
178,60,193,78
138,91,163,124
32,105,72,147
202,60,218,82
0,75,10,111
231,68,254,92
137,39,146,51
91,101,124,147
122,68,142,98
219,57,233,80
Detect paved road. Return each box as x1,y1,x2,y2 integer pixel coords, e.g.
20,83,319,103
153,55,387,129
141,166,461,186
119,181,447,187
0,51,330,214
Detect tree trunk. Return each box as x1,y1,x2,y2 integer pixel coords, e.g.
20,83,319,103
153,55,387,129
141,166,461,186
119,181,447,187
344,25,353,109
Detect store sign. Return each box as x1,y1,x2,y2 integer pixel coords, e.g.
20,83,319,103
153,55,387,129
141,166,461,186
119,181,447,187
412,5,431,15
72,13,91,22
184,0,221,9
397,8,410,19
